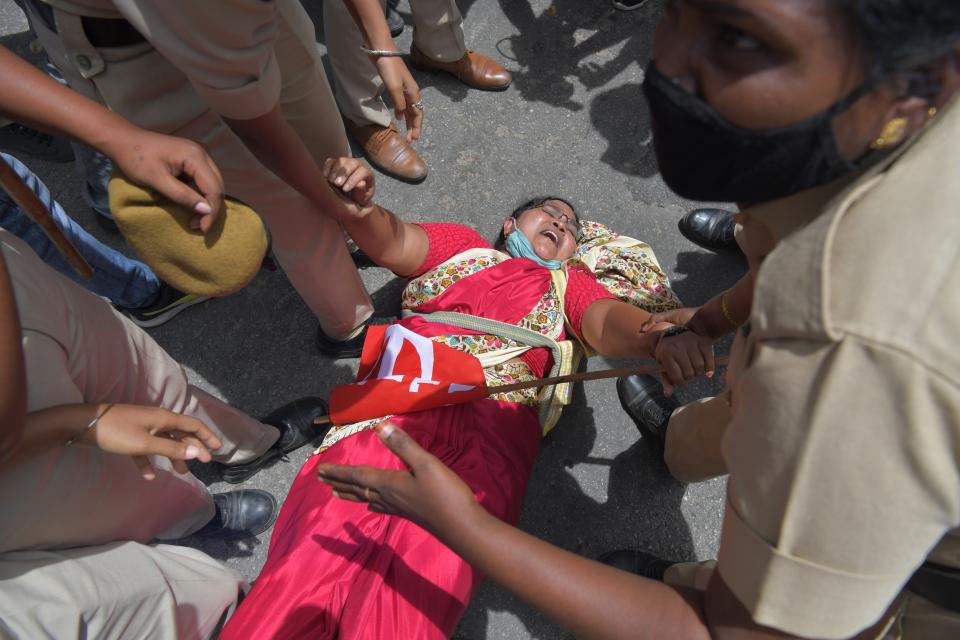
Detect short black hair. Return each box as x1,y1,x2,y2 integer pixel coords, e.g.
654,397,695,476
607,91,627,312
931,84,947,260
839,1,960,92
493,196,578,250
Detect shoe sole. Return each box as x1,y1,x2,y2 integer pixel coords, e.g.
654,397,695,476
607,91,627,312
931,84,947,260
220,448,285,485
612,0,650,10
126,295,210,328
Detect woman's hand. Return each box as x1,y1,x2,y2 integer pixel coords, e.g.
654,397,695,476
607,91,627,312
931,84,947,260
77,404,222,480
105,128,225,233
317,421,480,535
654,329,716,396
322,156,376,206
373,57,424,141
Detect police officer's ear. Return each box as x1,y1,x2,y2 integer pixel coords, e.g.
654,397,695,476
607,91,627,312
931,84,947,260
873,47,960,149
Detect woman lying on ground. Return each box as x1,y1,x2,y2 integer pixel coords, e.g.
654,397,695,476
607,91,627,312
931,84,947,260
220,158,713,639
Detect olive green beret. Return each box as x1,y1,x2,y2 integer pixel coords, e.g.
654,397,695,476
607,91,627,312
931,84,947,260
108,174,268,297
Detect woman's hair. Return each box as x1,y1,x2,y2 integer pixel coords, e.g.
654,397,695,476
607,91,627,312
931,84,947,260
840,1,960,92
493,196,578,250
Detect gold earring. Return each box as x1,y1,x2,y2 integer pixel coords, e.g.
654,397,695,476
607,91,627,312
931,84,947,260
871,117,908,149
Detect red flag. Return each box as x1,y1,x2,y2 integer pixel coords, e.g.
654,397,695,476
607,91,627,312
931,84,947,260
329,323,488,425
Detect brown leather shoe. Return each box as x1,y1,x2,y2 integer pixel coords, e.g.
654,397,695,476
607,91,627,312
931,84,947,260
345,120,428,184
410,45,512,91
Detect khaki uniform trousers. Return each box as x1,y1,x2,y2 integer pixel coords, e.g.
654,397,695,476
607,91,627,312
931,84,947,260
0,231,266,638
324,0,466,128
663,392,731,483
26,0,372,339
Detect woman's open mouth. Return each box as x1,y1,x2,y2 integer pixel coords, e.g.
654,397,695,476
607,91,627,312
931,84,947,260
540,229,560,245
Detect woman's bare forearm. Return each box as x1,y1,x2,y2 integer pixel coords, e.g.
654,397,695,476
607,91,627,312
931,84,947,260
581,299,668,358
342,204,428,276
433,503,711,640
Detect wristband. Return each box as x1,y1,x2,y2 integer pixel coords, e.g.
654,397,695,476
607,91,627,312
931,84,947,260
360,46,404,57
64,403,114,447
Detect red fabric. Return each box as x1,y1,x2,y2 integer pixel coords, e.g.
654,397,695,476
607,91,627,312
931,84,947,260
220,401,542,640
411,223,490,276
329,324,487,425
565,264,617,338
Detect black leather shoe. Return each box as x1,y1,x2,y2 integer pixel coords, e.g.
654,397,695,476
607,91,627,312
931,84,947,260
192,489,278,540
220,397,330,484
678,208,738,252
598,549,673,581
616,374,679,448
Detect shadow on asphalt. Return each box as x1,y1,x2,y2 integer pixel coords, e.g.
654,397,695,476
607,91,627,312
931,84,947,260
670,249,748,308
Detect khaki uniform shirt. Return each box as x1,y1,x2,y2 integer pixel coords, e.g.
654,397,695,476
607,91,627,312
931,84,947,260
40,0,294,120
715,100,960,639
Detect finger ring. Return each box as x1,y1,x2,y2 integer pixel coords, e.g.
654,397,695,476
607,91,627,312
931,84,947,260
411,100,424,111
364,487,373,501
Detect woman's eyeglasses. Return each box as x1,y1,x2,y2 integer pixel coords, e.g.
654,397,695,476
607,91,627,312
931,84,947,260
541,204,581,236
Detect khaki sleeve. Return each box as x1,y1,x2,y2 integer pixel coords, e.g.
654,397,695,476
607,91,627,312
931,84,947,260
113,0,282,120
716,337,960,639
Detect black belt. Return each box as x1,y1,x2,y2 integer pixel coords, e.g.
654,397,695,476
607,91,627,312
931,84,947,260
25,0,145,48
906,561,960,614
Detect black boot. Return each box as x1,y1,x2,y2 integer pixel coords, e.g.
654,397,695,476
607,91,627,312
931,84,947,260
616,374,679,448
678,208,738,252
192,489,278,539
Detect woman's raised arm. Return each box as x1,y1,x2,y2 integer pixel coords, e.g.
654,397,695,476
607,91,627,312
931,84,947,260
322,157,429,276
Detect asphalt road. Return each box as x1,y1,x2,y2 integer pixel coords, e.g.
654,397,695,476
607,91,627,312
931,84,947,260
1,1,745,638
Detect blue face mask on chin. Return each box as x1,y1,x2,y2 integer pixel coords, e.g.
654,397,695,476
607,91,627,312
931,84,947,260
505,229,562,270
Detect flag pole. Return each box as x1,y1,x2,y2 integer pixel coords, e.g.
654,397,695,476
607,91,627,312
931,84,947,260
314,355,729,426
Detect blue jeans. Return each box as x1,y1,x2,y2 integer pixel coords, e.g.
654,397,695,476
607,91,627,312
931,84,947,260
0,153,160,309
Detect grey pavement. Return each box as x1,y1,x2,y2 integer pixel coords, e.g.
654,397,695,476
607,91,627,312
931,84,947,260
1,1,744,638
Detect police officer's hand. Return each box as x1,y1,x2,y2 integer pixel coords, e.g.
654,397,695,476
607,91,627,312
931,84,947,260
110,130,225,234
75,403,222,480
640,306,698,332
654,329,715,397
317,421,480,535
373,57,424,141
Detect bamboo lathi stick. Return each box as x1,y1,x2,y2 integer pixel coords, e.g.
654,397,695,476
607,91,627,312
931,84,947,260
0,155,93,279
313,355,729,426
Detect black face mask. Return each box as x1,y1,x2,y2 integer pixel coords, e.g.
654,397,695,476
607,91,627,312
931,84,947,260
642,63,872,203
